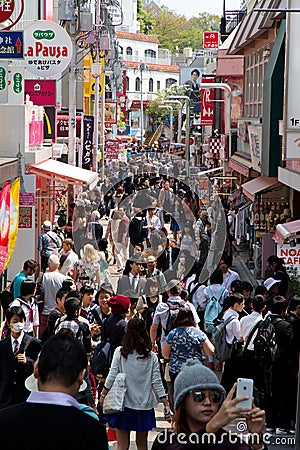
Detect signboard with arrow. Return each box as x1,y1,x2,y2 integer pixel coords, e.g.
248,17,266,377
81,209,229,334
0,30,23,58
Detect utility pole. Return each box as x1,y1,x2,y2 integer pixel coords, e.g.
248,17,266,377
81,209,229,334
93,0,100,173
140,62,147,147
68,1,78,166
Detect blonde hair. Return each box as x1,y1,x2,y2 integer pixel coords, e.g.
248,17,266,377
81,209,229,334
82,244,99,263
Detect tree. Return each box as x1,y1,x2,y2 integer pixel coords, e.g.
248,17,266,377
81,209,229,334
151,9,221,52
137,0,155,35
147,83,188,125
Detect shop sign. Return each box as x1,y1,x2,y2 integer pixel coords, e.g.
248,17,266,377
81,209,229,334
20,192,34,206
19,206,32,228
0,30,23,58
82,115,94,169
203,32,219,49
24,80,56,106
105,139,119,160
23,20,72,77
277,244,300,275
200,77,214,126
0,0,24,30
104,101,117,127
248,125,262,172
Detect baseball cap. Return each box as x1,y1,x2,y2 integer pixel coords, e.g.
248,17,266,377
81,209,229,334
264,277,281,291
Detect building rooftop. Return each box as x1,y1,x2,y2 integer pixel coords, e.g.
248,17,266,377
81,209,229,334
116,31,159,43
123,60,180,73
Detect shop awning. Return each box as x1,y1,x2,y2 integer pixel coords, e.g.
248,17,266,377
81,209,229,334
30,159,98,190
241,175,279,202
273,220,300,247
0,157,19,184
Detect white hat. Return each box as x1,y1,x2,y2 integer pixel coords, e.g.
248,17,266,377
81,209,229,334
25,374,87,392
42,220,52,231
263,277,281,291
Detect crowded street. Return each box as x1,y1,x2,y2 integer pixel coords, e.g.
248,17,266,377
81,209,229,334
1,1,300,449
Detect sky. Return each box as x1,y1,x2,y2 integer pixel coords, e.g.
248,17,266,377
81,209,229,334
160,0,242,19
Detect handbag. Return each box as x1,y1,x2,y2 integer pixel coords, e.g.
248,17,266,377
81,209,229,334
103,372,127,414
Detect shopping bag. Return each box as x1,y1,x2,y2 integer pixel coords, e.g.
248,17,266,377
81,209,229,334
103,372,127,414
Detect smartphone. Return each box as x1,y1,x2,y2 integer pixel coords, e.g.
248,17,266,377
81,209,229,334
236,378,253,411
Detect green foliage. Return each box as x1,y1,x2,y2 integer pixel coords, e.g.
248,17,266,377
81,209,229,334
147,83,188,124
151,9,220,52
137,0,155,35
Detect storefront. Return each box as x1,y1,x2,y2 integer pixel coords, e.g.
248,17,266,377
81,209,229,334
241,175,290,279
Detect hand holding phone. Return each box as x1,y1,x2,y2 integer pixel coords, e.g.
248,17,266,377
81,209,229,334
236,378,253,411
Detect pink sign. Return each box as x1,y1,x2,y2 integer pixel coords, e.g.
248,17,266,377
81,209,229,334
25,80,56,106
200,77,215,126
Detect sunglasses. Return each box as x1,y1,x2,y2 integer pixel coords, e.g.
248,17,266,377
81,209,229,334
190,390,224,404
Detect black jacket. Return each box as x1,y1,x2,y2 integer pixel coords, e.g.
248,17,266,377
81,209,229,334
0,333,42,409
270,314,293,364
0,402,108,450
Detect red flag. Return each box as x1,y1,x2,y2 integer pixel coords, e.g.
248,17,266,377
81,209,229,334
0,181,11,274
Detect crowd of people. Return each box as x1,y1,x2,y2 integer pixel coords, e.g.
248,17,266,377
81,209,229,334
0,167,298,449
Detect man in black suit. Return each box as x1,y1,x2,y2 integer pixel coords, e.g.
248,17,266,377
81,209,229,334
156,239,180,283
0,306,42,409
0,331,107,450
117,259,147,296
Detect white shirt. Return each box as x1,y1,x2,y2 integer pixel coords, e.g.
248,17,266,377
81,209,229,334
222,269,240,291
27,391,81,409
223,309,241,344
146,213,161,239
240,311,263,351
10,332,24,351
10,298,39,332
129,273,139,290
60,251,79,276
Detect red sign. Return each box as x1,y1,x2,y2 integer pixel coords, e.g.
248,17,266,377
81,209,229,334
105,140,119,160
203,31,219,49
200,77,214,126
19,206,32,228
25,80,56,106
57,114,82,138
20,192,35,206
0,0,24,30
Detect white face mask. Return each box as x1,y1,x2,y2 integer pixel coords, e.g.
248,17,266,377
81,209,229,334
179,257,186,265
12,322,24,333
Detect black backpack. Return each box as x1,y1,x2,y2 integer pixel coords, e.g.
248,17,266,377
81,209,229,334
164,300,187,336
243,316,279,368
91,322,126,380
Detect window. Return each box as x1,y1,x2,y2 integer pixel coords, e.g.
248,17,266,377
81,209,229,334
126,76,129,91
166,78,176,88
135,77,141,91
244,45,272,118
145,49,156,58
149,78,154,92
119,46,123,55
157,80,161,91
126,46,132,56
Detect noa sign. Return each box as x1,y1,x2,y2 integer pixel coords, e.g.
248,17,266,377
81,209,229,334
24,20,72,77
277,244,300,275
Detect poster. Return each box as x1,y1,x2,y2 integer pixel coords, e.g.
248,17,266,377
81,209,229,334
19,207,32,229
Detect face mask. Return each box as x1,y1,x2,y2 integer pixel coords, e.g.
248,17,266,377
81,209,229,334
179,258,186,265
12,322,24,333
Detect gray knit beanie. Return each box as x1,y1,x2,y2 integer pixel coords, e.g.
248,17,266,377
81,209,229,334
174,360,226,411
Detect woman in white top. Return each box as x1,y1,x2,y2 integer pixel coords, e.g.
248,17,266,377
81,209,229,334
99,318,169,450
220,293,245,394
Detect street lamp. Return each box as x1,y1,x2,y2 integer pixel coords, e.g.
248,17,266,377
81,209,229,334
169,95,191,175
161,100,182,143
158,105,173,144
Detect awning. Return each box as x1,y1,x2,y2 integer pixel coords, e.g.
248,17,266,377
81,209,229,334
273,220,300,247
30,159,98,190
229,155,252,177
0,157,19,184
241,175,279,201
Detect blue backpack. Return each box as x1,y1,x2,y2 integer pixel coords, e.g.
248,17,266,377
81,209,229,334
204,286,225,334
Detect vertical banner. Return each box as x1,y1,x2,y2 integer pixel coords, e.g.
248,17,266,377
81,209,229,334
0,181,11,275
82,115,94,169
4,178,20,270
200,77,214,126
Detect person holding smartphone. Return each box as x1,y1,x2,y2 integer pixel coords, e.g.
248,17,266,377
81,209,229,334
152,360,266,450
